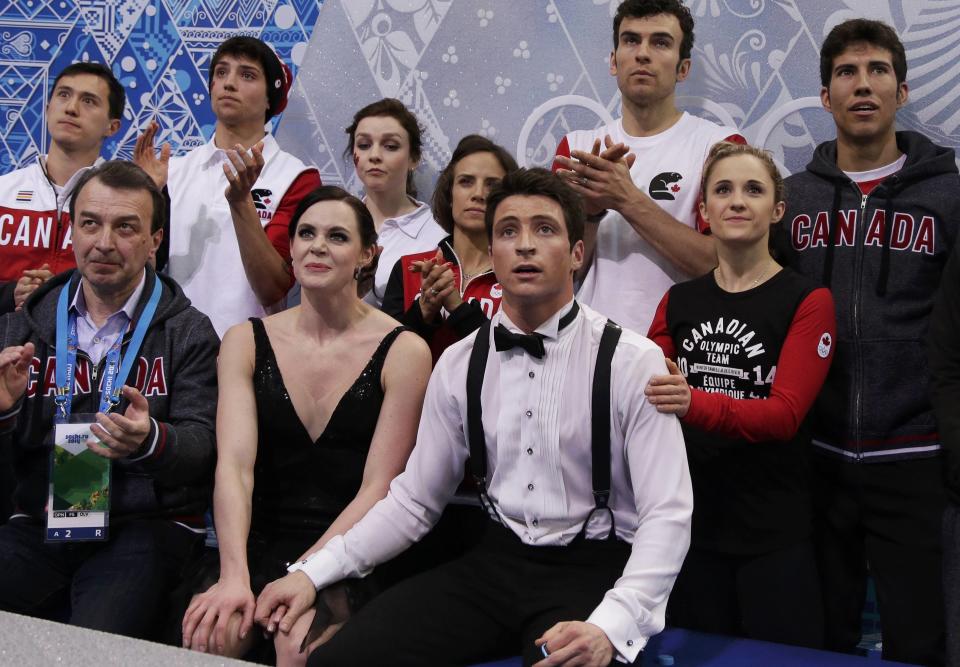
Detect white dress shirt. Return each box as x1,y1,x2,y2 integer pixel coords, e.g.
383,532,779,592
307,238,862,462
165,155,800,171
289,301,692,662
363,198,446,307
69,271,145,364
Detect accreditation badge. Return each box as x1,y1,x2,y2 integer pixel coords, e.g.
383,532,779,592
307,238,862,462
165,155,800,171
45,414,110,542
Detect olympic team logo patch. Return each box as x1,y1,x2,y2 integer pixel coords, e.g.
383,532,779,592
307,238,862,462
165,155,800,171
818,332,832,359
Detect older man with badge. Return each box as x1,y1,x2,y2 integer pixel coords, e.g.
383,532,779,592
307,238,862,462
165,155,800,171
0,160,218,639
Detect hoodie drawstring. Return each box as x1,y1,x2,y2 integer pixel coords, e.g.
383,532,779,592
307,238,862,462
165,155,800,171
876,185,897,297
822,183,842,288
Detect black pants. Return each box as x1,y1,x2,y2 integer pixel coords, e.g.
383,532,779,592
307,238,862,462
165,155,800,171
0,515,201,641
667,540,824,648
813,455,945,665
307,522,634,667
941,502,960,667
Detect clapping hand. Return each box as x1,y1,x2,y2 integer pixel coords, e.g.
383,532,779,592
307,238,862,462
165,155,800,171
133,120,171,189
555,135,638,216
0,343,34,412
411,250,461,321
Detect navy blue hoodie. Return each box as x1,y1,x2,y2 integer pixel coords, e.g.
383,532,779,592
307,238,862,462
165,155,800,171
782,131,960,463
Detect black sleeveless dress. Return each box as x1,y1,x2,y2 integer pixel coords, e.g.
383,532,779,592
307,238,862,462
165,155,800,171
212,320,406,594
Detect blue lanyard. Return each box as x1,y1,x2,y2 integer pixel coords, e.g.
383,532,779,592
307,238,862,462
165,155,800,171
54,274,163,423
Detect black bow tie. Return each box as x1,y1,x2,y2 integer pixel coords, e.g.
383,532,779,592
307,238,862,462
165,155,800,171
494,325,546,358
492,302,580,359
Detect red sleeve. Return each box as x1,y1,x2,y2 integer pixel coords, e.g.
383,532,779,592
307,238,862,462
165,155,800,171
551,136,571,172
694,133,747,233
646,290,676,359
264,168,322,263
683,287,836,442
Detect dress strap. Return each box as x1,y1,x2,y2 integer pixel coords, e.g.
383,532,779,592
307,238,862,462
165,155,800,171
248,317,272,367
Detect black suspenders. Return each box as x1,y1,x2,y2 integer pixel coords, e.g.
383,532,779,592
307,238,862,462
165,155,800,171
466,312,623,539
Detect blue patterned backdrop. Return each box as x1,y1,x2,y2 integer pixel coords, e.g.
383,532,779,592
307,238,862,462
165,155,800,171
3,1,960,186
0,0,324,174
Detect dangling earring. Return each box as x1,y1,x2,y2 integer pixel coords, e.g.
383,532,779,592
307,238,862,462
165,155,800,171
353,266,362,281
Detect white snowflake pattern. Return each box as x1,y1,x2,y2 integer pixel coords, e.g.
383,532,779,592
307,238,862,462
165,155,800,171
513,41,530,59
442,45,458,64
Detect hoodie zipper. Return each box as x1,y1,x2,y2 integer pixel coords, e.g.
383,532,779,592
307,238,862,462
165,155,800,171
852,189,869,462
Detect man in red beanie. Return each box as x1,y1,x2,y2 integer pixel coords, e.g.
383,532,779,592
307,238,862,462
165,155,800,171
136,36,321,336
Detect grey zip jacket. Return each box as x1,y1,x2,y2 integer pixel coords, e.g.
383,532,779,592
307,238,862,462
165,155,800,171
781,131,960,463
0,265,218,524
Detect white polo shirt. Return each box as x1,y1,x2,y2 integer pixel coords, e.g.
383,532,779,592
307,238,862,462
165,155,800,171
364,198,446,308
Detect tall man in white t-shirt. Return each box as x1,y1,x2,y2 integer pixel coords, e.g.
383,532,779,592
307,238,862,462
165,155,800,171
553,0,741,335
135,36,321,337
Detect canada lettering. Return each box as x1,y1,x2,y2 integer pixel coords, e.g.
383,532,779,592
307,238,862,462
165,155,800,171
26,356,169,398
0,210,72,249
791,209,936,255
680,318,765,359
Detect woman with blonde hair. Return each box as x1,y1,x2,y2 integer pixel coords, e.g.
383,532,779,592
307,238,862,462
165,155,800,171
646,142,836,648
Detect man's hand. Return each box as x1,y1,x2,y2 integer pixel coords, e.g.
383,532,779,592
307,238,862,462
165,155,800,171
14,265,53,310
223,142,265,204
182,578,256,654
0,343,34,412
555,135,638,215
254,570,317,636
88,384,152,459
411,250,460,321
645,358,691,417
534,621,615,667
133,120,171,189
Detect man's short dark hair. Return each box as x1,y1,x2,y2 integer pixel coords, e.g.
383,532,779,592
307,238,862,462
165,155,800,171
432,135,519,234
209,36,288,121
69,161,165,234
820,19,907,87
484,168,584,248
51,62,125,121
613,0,695,61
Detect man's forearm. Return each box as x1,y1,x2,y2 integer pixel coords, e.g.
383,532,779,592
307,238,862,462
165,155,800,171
618,198,717,278
229,198,292,306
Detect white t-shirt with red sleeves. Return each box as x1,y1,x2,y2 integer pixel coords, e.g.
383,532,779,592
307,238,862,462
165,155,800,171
844,154,907,195
554,112,739,335
166,133,320,337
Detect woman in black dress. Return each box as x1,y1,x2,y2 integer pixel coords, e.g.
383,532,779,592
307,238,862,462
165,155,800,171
181,186,431,664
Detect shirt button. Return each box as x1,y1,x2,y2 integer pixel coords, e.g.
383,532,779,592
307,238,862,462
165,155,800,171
532,518,539,527
528,371,535,378
526,448,533,455
627,640,634,647
527,483,534,491
525,410,533,418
